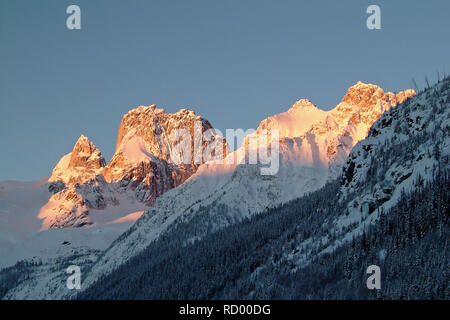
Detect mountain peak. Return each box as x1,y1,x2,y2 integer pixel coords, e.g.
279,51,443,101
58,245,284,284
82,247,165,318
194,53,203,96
340,81,386,107
48,135,106,185
115,105,204,153
102,104,228,204
70,135,96,159
288,99,319,113
354,80,378,88
68,135,105,170
340,81,416,108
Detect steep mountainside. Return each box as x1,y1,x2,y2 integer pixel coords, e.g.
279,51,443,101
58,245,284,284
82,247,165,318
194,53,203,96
77,169,448,300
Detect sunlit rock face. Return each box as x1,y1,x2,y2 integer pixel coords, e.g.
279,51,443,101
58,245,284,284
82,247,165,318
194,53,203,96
40,105,228,229
103,105,228,204
333,82,416,128
43,135,111,229
242,82,416,169
48,135,106,186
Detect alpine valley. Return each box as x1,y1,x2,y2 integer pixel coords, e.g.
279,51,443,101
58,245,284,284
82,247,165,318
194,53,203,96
1,78,448,300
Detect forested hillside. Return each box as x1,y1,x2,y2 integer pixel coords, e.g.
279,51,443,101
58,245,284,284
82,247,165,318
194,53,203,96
78,77,449,300
78,168,448,299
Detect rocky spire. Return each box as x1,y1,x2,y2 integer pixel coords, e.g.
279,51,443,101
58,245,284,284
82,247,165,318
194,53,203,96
104,105,228,185
68,134,106,170
48,135,105,185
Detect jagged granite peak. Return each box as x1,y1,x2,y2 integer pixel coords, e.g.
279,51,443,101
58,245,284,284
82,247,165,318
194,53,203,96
104,104,228,186
40,105,228,229
41,135,111,229
114,104,207,156
68,134,106,170
339,81,405,107
48,135,106,186
332,81,416,127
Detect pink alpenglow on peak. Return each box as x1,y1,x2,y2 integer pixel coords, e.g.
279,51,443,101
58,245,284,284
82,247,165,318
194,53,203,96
48,135,106,186
38,82,416,230
40,105,228,229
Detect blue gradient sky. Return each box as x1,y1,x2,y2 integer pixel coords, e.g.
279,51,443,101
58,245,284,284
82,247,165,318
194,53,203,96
1,0,449,181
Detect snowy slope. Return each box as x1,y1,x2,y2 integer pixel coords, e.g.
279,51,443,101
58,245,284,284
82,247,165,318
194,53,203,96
285,77,450,267
0,179,50,264
334,77,450,239
0,178,138,268
0,180,145,269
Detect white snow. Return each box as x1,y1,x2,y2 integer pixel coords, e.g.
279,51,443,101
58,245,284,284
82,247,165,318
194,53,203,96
119,136,154,165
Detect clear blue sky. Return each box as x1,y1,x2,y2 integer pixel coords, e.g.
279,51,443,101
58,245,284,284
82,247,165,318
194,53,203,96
1,0,449,181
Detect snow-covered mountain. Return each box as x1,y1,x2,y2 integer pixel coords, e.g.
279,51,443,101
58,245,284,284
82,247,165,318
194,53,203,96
38,105,227,229
77,82,416,288
75,78,448,300
0,106,226,268
274,77,450,276
0,80,422,299
334,77,450,241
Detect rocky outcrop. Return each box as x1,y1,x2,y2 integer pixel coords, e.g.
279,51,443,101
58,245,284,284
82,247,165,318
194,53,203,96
48,135,106,187
102,105,228,205
332,82,416,127
41,136,113,228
